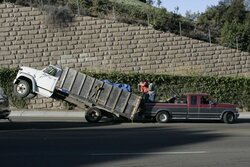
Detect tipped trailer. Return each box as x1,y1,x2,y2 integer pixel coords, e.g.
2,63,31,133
13,65,141,123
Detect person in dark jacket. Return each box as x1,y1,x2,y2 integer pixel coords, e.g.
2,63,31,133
148,81,156,102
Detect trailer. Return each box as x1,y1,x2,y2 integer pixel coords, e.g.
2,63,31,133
13,65,142,123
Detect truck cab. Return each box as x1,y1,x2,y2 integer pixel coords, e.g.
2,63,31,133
13,65,62,98
142,93,239,124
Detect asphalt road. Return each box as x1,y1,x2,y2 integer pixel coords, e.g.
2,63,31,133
1,117,250,167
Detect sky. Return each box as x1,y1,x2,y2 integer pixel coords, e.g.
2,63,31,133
159,0,221,16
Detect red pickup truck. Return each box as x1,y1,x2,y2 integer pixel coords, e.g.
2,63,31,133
142,93,239,124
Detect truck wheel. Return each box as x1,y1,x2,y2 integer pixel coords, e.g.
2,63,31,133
156,111,170,123
85,107,102,123
14,80,31,98
223,112,235,124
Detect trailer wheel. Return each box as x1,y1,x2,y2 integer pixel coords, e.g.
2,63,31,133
223,112,235,124
156,111,170,123
14,80,31,98
85,107,102,123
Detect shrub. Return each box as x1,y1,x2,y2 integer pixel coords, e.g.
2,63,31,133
43,5,74,26
1,68,250,110
0,68,27,108
85,71,250,110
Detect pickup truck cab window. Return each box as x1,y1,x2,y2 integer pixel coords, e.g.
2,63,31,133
201,96,210,104
191,96,197,105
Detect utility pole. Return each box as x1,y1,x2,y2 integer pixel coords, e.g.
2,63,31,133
208,28,211,46
40,0,43,7
236,36,239,51
179,22,182,36
112,6,115,20
77,0,80,15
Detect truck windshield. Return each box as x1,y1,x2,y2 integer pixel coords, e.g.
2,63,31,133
44,66,58,77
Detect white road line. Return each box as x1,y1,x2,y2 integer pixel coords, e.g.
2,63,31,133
91,151,208,156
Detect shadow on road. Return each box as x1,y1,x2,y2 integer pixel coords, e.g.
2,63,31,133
0,121,120,131
0,120,227,167
237,118,250,123
1,117,248,131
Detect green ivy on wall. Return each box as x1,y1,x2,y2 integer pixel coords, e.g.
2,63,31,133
0,68,27,108
85,71,250,110
1,68,250,110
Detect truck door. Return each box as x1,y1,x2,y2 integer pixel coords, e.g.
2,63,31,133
199,95,219,119
187,95,199,119
36,66,61,93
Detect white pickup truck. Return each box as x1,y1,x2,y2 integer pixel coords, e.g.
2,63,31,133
14,65,62,98
13,65,141,123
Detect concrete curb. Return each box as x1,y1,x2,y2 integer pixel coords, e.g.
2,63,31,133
238,112,250,119
9,110,250,119
10,110,85,118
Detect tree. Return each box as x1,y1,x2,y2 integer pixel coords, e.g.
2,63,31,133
152,7,168,31
156,0,161,7
220,20,250,51
185,10,201,21
244,0,250,11
146,0,154,6
221,21,240,47
220,0,233,5
196,0,250,46
236,21,250,51
218,0,250,51
223,0,246,23
174,6,179,14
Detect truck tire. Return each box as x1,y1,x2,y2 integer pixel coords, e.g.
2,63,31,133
223,112,235,124
13,80,31,98
156,111,170,123
85,107,102,123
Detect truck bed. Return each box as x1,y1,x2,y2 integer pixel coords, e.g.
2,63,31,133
56,67,141,120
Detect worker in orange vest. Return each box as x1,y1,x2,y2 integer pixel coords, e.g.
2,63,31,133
138,80,149,102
